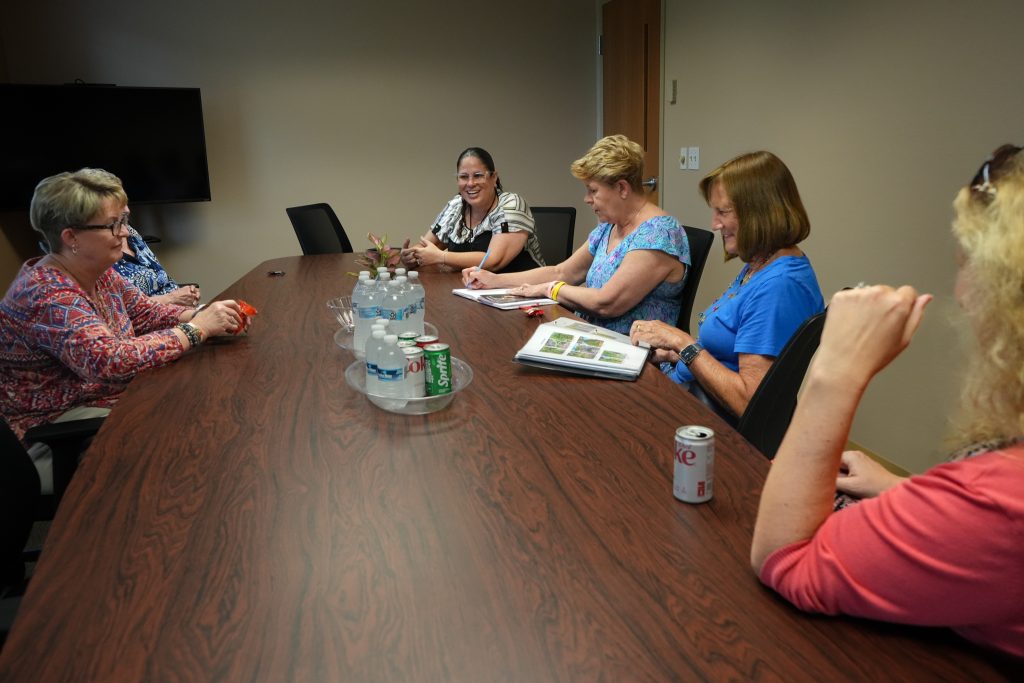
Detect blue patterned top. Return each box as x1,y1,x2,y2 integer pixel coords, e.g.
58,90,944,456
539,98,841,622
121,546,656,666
582,215,690,334
111,228,179,296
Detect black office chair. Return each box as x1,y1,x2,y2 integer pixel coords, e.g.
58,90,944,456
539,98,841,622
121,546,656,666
737,310,827,460
0,421,42,650
286,203,354,255
531,207,576,265
677,226,715,334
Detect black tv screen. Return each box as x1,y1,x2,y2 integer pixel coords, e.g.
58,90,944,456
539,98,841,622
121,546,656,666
0,84,212,209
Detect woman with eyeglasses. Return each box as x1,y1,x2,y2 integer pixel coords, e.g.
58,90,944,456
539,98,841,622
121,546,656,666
462,135,690,334
402,147,544,273
750,145,1024,657
0,168,243,494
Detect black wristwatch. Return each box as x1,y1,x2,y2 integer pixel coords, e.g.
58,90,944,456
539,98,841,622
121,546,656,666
678,342,704,367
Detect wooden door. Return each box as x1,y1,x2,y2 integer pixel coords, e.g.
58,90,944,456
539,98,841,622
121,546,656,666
602,0,661,204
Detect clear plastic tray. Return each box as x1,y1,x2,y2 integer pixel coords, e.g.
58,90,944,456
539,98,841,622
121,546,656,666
334,321,439,359
344,356,473,415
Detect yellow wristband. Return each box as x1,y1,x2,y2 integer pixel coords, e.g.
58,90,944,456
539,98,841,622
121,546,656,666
550,281,567,301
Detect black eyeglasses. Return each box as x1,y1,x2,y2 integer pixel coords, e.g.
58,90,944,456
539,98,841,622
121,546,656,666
970,144,1022,200
69,212,130,237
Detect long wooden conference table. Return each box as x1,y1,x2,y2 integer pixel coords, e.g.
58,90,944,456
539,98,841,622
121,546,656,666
0,254,1011,681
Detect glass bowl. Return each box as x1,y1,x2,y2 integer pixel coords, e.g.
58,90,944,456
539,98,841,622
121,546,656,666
335,321,438,359
344,357,473,415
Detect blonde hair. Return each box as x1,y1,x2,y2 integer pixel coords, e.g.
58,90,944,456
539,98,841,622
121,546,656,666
570,134,645,192
699,151,810,262
30,168,127,253
950,147,1024,447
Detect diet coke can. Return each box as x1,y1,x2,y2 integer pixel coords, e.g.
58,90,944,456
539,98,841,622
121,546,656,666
673,425,714,503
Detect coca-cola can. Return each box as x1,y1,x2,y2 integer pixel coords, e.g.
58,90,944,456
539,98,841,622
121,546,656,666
402,346,425,398
673,425,714,503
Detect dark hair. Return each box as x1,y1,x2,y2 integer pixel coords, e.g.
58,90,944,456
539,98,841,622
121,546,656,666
457,147,503,193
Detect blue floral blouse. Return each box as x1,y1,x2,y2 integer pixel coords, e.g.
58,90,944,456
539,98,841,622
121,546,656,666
112,228,180,296
582,215,691,334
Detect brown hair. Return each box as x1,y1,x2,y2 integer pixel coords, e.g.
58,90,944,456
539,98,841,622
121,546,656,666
699,151,810,262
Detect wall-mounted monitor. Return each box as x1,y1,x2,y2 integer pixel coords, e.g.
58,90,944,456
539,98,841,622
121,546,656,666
0,84,212,209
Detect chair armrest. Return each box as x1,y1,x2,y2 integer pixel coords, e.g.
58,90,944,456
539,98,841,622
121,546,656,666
23,418,105,446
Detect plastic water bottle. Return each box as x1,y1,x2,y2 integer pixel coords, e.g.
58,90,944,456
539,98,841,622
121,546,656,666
352,274,375,351
376,334,406,398
375,271,392,294
379,280,407,328
407,271,425,336
394,275,411,334
364,328,387,392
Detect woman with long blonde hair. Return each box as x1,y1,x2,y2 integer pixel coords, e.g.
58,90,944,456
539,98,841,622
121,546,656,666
751,144,1024,657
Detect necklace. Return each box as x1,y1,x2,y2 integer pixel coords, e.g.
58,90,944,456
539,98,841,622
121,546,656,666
619,201,646,232
740,250,777,285
47,253,115,328
696,251,779,329
463,193,499,232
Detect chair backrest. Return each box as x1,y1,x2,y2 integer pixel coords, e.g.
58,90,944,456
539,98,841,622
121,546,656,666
286,203,354,255
737,310,827,460
531,206,576,265
677,226,715,334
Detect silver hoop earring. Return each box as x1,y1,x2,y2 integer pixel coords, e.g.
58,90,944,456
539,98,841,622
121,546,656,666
71,243,79,255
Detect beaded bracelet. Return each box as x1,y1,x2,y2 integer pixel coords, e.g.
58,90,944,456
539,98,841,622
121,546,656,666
177,322,202,348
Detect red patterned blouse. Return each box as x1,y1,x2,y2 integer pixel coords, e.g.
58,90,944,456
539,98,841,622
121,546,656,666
0,258,188,439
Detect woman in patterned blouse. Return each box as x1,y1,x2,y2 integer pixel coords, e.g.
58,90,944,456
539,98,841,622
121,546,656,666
461,135,690,334
0,168,243,491
402,147,544,273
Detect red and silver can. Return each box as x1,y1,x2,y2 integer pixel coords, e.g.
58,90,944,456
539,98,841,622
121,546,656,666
402,346,425,397
673,425,714,503
414,334,439,348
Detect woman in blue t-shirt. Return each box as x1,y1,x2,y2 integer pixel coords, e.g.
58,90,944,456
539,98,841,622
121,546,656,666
630,151,824,419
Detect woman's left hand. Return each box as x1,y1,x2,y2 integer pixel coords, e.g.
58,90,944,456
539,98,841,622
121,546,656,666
407,238,445,267
511,282,552,299
630,319,691,351
154,284,201,307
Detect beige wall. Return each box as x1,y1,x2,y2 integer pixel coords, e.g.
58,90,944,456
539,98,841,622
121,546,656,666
0,0,598,294
661,0,1024,472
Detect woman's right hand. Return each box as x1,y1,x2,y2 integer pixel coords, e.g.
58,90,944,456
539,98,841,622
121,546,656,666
835,450,907,499
462,267,497,289
191,300,244,338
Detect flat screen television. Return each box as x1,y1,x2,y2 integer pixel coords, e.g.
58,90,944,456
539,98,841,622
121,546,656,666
0,84,212,209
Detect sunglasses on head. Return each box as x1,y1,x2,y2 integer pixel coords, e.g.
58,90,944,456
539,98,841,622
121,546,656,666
970,144,1022,200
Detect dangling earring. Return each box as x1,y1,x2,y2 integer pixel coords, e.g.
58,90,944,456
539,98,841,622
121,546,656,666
71,243,79,255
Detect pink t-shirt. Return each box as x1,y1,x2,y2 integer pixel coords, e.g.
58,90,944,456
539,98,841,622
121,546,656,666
760,446,1024,657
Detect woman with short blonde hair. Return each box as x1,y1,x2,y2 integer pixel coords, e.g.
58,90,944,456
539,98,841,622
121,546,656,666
462,135,691,334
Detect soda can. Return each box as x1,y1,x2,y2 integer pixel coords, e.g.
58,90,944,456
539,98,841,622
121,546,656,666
415,334,439,348
397,340,418,349
673,425,714,503
402,346,426,397
423,343,453,396
398,332,419,344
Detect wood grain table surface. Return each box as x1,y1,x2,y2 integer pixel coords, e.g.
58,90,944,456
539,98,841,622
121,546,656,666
0,254,1012,681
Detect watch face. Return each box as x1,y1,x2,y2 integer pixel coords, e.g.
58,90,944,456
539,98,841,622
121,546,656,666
681,344,702,366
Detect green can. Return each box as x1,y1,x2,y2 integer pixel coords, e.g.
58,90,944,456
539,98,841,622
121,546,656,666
423,343,453,396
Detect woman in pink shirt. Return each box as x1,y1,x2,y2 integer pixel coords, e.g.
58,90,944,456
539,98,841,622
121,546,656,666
751,144,1024,658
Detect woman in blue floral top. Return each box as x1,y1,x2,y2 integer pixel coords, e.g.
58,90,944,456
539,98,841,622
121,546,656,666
112,224,199,307
462,135,690,334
